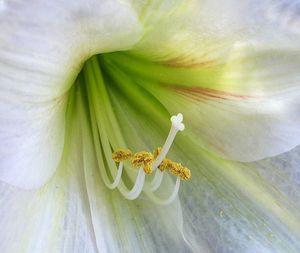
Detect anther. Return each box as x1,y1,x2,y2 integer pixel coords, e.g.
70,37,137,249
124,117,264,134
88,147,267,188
153,146,191,180
132,151,154,174
153,147,161,159
166,161,191,180
158,158,172,171
112,148,132,162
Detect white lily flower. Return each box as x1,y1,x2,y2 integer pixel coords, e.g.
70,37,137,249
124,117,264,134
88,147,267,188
1,0,300,252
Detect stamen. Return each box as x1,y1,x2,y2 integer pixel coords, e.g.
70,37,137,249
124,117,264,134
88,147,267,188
108,113,190,204
132,151,154,174
147,177,181,206
158,158,173,171
162,161,191,180
106,162,124,189
112,148,133,162
144,169,164,192
153,147,161,159
154,147,191,180
122,169,146,200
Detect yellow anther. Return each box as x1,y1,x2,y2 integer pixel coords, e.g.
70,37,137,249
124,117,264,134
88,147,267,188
158,158,172,171
112,148,133,162
132,151,154,174
153,147,162,159
112,146,191,180
167,162,191,180
154,147,191,180
180,166,191,181
161,159,191,180
153,147,171,171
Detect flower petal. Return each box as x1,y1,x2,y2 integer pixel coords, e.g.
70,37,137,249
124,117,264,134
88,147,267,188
132,0,300,61
0,0,142,188
119,0,300,161
135,70,300,162
179,141,300,253
0,127,97,253
101,2,300,160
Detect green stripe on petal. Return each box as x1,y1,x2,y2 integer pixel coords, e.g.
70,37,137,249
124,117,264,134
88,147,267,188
102,50,300,162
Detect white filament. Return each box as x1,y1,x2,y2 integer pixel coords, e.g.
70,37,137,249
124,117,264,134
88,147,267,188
147,177,181,205
144,169,164,192
122,169,146,200
105,162,124,189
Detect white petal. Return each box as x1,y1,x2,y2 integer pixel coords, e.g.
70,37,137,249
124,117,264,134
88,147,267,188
132,0,300,61
103,0,300,162
176,140,300,253
0,96,67,188
143,78,300,162
0,131,97,253
251,145,300,210
0,0,142,188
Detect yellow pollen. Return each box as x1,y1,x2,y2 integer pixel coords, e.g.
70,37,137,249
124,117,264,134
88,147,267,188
153,147,191,180
158,158,172,171
153,147,162,159
112,148,133,162
132,151,154,174
112,147,191,180
162,160,191,180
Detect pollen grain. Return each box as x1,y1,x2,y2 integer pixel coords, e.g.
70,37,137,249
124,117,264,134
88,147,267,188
112,148,133,162
132,151,154,174
167,162,191,180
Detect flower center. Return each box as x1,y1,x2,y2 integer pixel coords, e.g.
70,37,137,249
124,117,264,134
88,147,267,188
74,53,190,205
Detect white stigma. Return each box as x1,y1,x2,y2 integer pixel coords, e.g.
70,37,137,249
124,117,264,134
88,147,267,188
171,113,185,131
